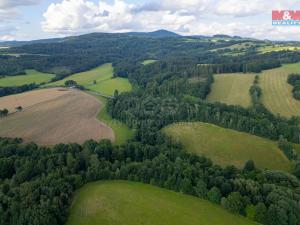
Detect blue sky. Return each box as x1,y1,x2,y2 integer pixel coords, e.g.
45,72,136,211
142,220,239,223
1,0,300,41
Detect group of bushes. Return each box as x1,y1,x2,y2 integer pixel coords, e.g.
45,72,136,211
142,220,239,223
0,109,8,117
287,74,300,100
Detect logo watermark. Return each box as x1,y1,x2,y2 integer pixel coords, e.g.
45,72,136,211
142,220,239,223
272,10,300,26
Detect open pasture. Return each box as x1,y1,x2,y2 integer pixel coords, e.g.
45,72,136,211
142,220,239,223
0,70,54,87
0,88,114,145
206,73,256,107
260,62,300,117
163,122,291,171
66,181,260,225
49,63,132,96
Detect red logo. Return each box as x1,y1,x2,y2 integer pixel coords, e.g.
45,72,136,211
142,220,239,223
272,10,300,20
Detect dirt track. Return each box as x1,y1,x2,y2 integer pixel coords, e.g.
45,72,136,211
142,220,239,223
0,88,115,145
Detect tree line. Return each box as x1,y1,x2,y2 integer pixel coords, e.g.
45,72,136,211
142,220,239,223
0,137,299,225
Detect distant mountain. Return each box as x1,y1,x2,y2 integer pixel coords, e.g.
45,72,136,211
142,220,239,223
0,38,63,47
213,34,232,39
126,29,181,38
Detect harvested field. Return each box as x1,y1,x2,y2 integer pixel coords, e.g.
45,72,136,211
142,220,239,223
207,73,256,107
0,88,114,145
260,62,300,117
0,88,69,113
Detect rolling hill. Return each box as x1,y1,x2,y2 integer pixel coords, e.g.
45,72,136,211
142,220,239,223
48,63,132,96
0,88,114,145
66,181,260,225
163,122,291,171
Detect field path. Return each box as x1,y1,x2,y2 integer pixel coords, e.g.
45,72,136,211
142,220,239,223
0,88,115,145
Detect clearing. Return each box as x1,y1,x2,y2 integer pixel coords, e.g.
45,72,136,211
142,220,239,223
66,181,260,225
0,88,114,145
206,73,256,107
0,70,54,87
163,122,291,171
141,59,158,65
260,62,300,117
49,63,132,96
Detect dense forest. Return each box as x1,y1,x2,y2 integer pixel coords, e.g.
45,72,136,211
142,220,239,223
0,137,299,225
1,33,300,225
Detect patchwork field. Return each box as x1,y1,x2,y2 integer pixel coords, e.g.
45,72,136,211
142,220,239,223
0,88,114,145
66,181,259,225
206,73,256,107
163,122,291,171
0,70,54,87
260,62,300,118
90,93,134,145
49,63,132,96
141,59,157,65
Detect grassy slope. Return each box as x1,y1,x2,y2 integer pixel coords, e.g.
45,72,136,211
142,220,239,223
258,45,300,53
163,122,291,171
141,59,157,65
66,181,260,225
0,70,54,87
260,62,300,118
49,63,132,96
90,94,134,145
206,73,256,107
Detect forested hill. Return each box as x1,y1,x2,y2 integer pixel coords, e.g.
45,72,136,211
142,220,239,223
1,30,300,79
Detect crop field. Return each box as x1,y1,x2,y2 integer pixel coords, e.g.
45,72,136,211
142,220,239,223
260,62,300,117
0,88,114,145
66,181,259,225
49,63,132,96
141,59,157,65
206,73,256,107
89,94,134,145
0,69,54,87
163,122,291,171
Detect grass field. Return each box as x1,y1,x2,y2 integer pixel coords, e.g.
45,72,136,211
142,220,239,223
141,59,157,65
90,93,134,145
258,45,300,53
49,63,132,96
260,62,300,117
206,73,256,107
66,181,260,225
0,88,114,145
163,122,291,171
0,70,54,87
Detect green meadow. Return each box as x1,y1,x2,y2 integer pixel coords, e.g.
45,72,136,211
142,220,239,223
49,63,132,96
141,59,158,65
66,181,260,225
0,70,54,87
163,122,291,171
90,94,134,145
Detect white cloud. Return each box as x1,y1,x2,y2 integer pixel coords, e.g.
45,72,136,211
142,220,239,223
41,0,300,40
42,0,136,34
215,0,268,17
0,0,42,8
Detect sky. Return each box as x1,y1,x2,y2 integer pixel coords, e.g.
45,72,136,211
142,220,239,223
0,0,300,41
